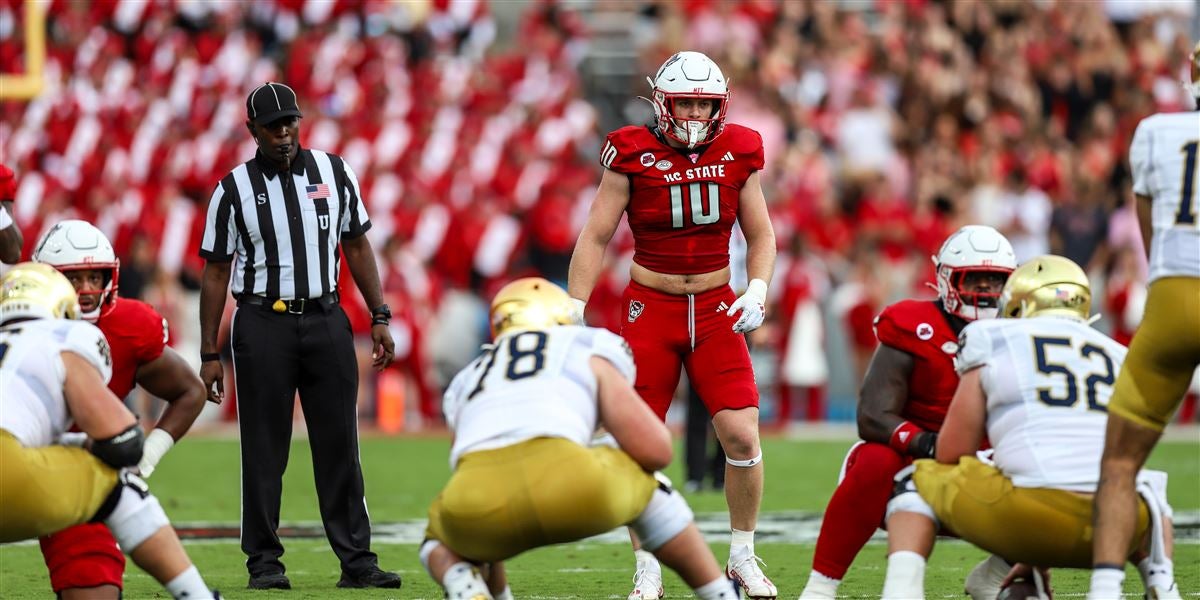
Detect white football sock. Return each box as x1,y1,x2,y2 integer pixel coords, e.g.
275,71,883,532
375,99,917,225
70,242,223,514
695,577,738,599
442,562,487,598
882,551,926,600
730,528,755,559
1087,566,1125,600
1139,556,1175,589
166,565,211,600
634,549,661,575
494,586,514,600
799,570,841,599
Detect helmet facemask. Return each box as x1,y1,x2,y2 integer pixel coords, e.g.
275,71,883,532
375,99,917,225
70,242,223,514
57,265,119,322
644,51,730,150
650,88,728,149
939,266,1013,321
31,219,120,323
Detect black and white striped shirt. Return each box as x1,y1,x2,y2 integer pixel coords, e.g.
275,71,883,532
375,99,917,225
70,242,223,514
199,148,371,299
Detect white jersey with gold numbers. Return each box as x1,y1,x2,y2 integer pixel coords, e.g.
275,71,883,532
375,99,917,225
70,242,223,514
0,319,113,448
1129,110,1200,283
956,317,1127,491
443,325,635,468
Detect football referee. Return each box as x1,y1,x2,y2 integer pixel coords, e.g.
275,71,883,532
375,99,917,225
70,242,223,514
198,82,400,591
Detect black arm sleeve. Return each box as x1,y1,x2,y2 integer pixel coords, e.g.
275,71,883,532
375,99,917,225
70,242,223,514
90,424,145,468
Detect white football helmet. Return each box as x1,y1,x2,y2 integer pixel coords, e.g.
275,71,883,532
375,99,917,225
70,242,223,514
32,220,120,322
645,51,729,149
932,225,1016,321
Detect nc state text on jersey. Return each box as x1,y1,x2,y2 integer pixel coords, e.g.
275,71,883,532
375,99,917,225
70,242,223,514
662,164,726,183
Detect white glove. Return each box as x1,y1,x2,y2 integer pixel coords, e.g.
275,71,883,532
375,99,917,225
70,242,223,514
727,279,767,333
568,297,587,325
58,431,88,447
136,428,175,479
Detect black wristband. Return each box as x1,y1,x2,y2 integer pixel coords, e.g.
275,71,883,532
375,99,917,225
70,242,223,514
201,353,221,363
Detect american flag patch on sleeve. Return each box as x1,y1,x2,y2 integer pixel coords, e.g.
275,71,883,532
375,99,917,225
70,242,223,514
306,184,330,200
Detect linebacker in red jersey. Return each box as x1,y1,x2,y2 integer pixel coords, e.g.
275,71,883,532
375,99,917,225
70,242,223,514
32,220,207,600
799,225,1017,600
568,51,777,599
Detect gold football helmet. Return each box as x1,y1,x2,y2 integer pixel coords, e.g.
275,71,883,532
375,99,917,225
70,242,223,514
490,277,576,338
999,255,1091,320
0,262,82,324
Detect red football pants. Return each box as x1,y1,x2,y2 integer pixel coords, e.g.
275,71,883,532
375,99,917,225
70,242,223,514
620,281,758,420
40,522,125,592
811,441,909,580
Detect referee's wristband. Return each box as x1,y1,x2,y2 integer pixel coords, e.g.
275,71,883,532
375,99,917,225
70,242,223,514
200,353,221,363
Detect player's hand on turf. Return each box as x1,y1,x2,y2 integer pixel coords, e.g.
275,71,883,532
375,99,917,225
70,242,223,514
371,323,395,370
200,360,224,404
1001,563,1052,599
728,279,767,333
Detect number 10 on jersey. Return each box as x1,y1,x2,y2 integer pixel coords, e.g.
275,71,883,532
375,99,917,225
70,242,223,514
669,183,720,229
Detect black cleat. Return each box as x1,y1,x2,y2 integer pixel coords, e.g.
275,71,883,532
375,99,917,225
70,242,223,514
248,573,291,590
337,566,402,589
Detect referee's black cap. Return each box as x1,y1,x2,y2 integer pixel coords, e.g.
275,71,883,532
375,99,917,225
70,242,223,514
247,82,303,126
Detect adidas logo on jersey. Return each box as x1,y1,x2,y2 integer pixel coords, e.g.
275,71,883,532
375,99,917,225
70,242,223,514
716,301,729,312
722,151,735,162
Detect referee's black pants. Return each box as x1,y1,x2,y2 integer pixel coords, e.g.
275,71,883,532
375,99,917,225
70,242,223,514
231,302,377,578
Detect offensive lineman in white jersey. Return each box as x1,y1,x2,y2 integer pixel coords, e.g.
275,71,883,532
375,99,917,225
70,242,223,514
419,277,737,600
1092,41,1200,599
0,263,217,599
879,256,1179,600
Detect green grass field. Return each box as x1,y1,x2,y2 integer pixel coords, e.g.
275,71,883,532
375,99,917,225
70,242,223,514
1,435,1196,598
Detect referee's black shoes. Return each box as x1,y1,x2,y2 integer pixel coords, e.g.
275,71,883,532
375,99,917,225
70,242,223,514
247,572,291,590
337,566,403,589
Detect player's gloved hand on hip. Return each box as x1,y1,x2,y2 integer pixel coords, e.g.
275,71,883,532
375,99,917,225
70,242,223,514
728,279,767,333
569,298,587,326
136,428,175,479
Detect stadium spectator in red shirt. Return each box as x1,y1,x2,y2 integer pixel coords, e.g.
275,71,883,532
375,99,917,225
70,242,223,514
32,220,206,600
568,51,777,600
799,226,1016,600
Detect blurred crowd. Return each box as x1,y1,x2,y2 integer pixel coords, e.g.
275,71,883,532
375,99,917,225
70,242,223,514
1,0,1196,427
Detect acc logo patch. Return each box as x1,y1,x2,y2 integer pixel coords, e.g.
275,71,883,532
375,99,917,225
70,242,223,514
916,322,934,341
640,152,656,167
628,299,645,323
655,159,673,171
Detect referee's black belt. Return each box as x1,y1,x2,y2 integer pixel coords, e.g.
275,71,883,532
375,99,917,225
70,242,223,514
237,292,339,315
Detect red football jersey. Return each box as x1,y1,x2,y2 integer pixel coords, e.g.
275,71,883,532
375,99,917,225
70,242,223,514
96,297,168,398
600,124,764,274
0,164,15,202
872,299,961,432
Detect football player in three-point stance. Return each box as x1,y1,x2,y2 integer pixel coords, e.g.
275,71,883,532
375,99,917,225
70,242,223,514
881,256,1179,600
419,278,737,600
0,263,217,599
32,220,208,599
800,225,1016,600
1090,41,1200,600
568,50,778,599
